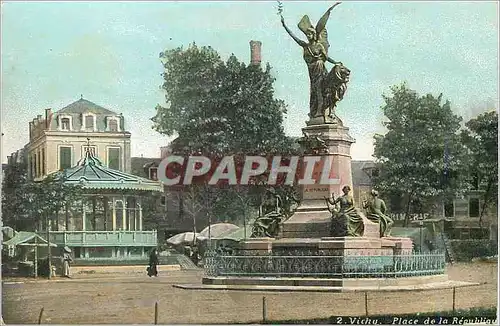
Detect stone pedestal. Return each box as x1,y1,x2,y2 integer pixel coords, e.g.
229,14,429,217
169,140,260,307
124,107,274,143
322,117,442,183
238,236,407,257
383,236,414,255
282,122,370,238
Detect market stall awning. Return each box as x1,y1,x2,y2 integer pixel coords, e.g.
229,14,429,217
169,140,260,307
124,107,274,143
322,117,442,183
196,223,239,241
3,231,57,247
167,232,199,246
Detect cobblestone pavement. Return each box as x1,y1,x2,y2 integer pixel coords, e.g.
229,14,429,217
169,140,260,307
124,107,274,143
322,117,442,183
2,262,497,324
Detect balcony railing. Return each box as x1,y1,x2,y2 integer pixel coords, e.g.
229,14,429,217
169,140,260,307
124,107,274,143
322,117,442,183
47,230,157,247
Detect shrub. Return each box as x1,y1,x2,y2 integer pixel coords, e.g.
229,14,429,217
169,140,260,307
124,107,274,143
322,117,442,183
450,240,498,261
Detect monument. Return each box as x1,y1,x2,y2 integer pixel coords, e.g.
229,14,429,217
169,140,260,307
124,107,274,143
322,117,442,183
237,1,410,260
175,3,471,292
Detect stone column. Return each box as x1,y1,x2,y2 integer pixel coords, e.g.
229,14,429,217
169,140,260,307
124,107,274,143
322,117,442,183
112,198,117,231
122,196,127,231
82,202,86,231
134,201,138,231
138,203,143,231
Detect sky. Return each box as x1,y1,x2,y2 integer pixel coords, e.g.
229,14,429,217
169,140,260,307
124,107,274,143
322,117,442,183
1,1,498,163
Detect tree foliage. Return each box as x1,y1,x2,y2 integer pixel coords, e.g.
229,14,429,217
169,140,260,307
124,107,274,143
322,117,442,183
25,173,84,230
373,83,468,226
461,111,498,225
152,43,295,156
152,43,300,227
141,191,165,231
2,164,83,231
2,161,30,230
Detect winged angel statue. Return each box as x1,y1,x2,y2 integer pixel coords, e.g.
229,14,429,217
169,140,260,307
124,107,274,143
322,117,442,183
281,2,350,124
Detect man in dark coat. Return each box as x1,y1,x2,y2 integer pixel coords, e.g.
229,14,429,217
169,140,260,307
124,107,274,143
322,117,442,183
147,248,159,277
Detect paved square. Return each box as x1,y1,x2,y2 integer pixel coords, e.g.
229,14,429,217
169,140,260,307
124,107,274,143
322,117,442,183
2,262,497,324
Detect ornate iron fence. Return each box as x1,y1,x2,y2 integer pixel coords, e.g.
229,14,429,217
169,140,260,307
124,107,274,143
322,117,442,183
203,251,446,278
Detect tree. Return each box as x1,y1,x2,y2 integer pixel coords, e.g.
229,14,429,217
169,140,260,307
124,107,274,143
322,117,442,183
152,43,294,156
373,83,468,226
461,111,498,229
2,161,30,230
24,173,83,230
152,43,300,227
2,162,85,231
141,191,164,231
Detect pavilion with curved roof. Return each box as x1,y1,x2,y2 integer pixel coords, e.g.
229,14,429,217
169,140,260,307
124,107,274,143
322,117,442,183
48,146,163,261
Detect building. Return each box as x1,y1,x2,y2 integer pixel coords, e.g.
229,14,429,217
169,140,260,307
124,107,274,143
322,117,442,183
21,96,131,181
4,97,164,261
131,156,162,182
1,163,7,181
130,155,193,242
351,160,379,205
46,147,162,261
7,148,27,166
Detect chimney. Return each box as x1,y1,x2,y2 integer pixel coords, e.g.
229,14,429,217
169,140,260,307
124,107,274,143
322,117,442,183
45,109,52,128
29,121,33,139
249,40,262,66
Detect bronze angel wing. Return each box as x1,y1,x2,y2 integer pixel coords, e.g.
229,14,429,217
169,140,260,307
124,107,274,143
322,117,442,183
318,28,330,56
315,2,341,56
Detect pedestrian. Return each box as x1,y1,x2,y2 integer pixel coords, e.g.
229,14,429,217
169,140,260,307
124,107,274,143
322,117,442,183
62,246,73,278
147,248,159,277
191,245,200,266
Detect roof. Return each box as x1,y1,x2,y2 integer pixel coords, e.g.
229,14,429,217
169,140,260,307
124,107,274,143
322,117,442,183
57,149,163,192
3,231,57,247
131,157,162,179
2,226,17,240
351,160,376,186
57,98,117,115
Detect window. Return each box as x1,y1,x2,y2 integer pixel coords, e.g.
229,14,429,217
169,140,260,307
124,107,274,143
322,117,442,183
469,198,480,217
160,196,166,206
41,148,46,176
85,115,94,130
59,147,72,170
33,153,37,178
61,118,70,130
82,145,97,157
108,119,118,132
38,150,42,177
149,167,158,180
444,200,454,218
108,147,120,170
29,155,34,178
